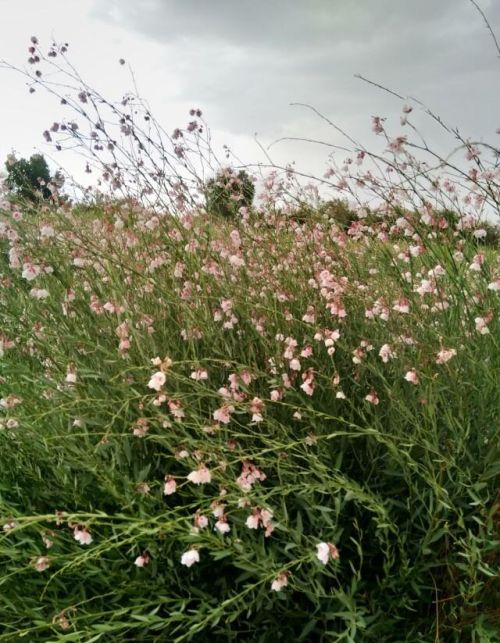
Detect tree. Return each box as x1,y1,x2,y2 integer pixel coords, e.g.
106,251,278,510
4,154,53,202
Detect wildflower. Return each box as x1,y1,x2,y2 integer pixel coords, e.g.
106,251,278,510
190,368,208,381
148,371,166,391
30,288,49,299
245,507,274,536
73,526,93,545
213,405,234,424
53,611,71,630
237,461,266,491
487,279,499,292
193,513,209,531
168,399,185,421
365,391,379,405
436,348,457,364
404,369,419,385
271,571,289,592
378,344,396,363
316,541,340,564
245,511,260,529
34,556,50,572
181,548,200,567
300,368,315,396
215,517,230,534
42,533,54,549
187,465,212,485
3,520,18,532
371,116,385,134
132,417,149,437
163,475,177,495
65,368,76,384
21,263,41,281
388,136,408,153
136,482,151,495
249,397,264,422
134,553,150,567
475,315,491,335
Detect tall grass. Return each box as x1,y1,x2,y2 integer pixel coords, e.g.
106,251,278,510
0,198,498,641
0,31,499,642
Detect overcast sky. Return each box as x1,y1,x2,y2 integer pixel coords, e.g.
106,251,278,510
0,0,499,185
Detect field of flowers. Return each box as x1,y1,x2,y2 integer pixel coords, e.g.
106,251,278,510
0,34,499,642
0,192,498,641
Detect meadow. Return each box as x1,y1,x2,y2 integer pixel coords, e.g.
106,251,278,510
0,36,499,642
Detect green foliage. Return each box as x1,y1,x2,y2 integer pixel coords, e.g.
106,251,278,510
205,168,255,218
0,203,498,641
4,154,52,203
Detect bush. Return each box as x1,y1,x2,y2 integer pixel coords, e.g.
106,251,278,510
205,168,255,218
0,201,498,641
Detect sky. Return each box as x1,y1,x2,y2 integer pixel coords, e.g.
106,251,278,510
0,0,499,189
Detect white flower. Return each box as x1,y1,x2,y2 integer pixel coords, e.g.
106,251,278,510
73,527,93,545
245,513,259,529
34,556,50,572
30,288,49,300
134,554,150,567
163,477,177,495
271,571,289,592
181,548,200,567
316,541,340,565
147,371,166,391
215,519,230,534
316,542,330,564
187,466,211,485
21,263,41,281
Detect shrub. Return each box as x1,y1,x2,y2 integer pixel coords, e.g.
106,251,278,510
205,168,255,218
0,199,498,641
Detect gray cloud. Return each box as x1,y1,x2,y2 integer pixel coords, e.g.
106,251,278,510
91,0,500,144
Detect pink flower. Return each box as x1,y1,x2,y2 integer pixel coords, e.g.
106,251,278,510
316,542,340,565
163,476,177,495
365,391,379,405
271,571,289,592
193,513,209,530
404,369,419,385
34,556,50,572
378,344,395,363
215,517,230,534
148,371,166,391
213,405,234,424
436,348,457,365
237,461,266,491
487,279,500,292
181,548,200,567
134,553,150,567
190,368,208,381
73,526,93,545
245,512,260,529
65,369,77,384
187,465,212,485
249,397,264,422
371,116,385,134
245,507,274,536
475,316,491,335
21,263,41,281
